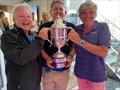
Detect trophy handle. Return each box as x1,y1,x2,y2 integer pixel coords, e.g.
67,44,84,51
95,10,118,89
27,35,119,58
65,27,72,46
47,39,53,47
45,28,53,47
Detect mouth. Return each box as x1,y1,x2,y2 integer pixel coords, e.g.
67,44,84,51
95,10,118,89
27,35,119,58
20,20,32,30
22,21,30,26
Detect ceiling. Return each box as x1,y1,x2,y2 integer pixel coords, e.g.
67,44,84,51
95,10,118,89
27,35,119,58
0,0,31,6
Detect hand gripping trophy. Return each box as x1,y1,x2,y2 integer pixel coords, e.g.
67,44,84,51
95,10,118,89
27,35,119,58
49,15,68,68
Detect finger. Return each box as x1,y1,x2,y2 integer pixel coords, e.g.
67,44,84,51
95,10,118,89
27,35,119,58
47,28,51,31
48,63,55,68
65,61,71,68
67,27,73,30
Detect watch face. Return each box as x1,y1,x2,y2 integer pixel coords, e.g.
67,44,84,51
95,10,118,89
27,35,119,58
81,41,85,44
79,40,85,47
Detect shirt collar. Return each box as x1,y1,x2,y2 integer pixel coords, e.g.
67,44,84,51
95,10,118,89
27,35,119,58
80,21,98,33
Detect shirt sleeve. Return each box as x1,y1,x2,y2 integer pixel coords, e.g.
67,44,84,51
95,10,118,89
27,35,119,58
98,23,111,47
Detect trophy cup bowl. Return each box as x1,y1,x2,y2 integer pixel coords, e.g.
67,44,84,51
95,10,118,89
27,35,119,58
50,25,67,68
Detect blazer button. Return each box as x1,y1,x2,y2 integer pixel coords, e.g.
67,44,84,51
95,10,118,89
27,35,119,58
18,85,21,89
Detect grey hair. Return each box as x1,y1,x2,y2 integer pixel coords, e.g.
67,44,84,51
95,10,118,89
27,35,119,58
78,1,97,15
12,3,32,18
50,0,66,12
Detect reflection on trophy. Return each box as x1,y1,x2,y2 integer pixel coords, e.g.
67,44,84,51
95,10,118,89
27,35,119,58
50,16,67,68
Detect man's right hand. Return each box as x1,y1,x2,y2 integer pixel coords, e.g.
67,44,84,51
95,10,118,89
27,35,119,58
68,30,81,45
46,57,55,68
38,28,50,40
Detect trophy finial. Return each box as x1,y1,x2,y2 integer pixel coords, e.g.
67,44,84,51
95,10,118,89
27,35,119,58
53,15,65,28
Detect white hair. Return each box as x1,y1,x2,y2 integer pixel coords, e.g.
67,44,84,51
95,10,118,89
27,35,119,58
12,3,32,18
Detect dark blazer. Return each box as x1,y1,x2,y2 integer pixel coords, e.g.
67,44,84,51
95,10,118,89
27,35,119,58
1,25,44,90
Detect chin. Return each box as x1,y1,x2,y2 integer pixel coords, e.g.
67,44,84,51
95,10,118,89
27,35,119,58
22,26,30,30
22,27,30,31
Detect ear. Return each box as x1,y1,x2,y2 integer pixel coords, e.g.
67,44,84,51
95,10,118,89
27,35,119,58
65,11,67,16
95,13,97,17
13,18,15,22
79,14,81,18
50,11,53,17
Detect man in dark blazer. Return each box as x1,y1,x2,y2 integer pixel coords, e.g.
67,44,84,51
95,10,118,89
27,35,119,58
1,3,48,90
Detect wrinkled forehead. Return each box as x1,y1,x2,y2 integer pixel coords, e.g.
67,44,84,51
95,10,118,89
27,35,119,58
84,6,96,11
80,5,97,14
16,6,31,13
50,2,65,12
52,3,64,9
13,6,32,18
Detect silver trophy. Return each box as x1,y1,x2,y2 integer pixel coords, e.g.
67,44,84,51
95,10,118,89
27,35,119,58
49,16,68,68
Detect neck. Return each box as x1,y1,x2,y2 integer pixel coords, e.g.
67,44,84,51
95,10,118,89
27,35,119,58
83,22,94,32
84,25,92,30
24,30,29,36
83,25,93,33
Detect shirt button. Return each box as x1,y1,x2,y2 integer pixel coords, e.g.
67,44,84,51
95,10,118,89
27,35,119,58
18,85,21,89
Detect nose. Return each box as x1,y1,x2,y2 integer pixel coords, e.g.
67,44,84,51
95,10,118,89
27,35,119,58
57,9,61,13
25,16,30,20
55,8,61,14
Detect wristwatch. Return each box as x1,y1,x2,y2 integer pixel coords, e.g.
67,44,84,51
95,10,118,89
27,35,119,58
79,40,86,47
